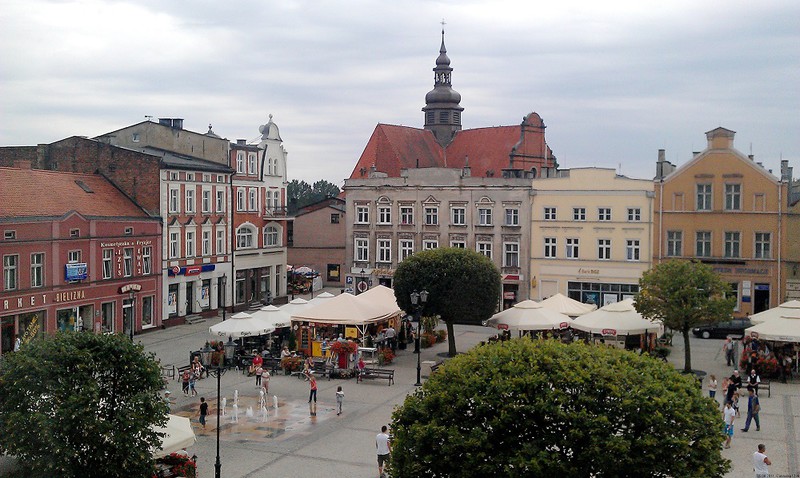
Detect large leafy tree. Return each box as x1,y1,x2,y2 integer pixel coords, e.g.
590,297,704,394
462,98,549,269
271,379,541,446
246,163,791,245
636,259,734,372
287,179,340,213
393,247,501,357
390,339,730,477
0,332,168,477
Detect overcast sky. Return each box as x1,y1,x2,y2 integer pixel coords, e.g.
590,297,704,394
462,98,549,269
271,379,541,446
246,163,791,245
1,0,798,186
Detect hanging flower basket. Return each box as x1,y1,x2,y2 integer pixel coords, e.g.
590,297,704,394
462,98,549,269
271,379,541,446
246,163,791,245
329,341,357,355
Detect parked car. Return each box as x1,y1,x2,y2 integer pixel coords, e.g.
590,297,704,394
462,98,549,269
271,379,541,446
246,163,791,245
692,318,752,339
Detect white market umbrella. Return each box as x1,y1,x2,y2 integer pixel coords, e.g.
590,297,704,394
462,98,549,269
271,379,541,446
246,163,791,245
571,298,663,336
749,300,800,325
356,285,402,318
307,291,335,306
486,300,572,332
251,305,292,329
281,298,311,317
208,311,275,338
746,314,800,343
152,414,196,458
293,266,315,275
539,293,597,317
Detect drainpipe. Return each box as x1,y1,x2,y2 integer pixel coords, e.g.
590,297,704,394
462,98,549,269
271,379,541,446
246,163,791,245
777,180,783,302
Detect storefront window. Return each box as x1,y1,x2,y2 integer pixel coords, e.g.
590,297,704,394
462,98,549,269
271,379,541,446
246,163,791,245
200,279,211,310
101,302,115,333
236,270,246,305
57,308,77,332
167,284,179,316
568,281,639,307
142,296,154,327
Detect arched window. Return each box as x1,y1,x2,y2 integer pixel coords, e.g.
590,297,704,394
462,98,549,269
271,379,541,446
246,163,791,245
264,226,279,247
236,226,255,249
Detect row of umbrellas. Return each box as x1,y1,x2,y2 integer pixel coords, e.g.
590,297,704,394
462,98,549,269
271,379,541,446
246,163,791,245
486,294,663,337
746,300,800,343
208,292,336,338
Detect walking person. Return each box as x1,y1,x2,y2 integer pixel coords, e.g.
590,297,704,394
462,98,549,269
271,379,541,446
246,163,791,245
708,374,718,400
189,370,198,397
741,387,761,432
262,368,270,395
753,443,771,477
255,365,263,387
722,338,735,366
376,425,392,478
335,385,344,416
722,400,736,449
308,373,317,416
181,370,190,395
199,397,208,430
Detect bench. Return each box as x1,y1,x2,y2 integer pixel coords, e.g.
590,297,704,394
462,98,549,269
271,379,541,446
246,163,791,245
161,365,175,381
312,361,334,380
760,380,771,398
357,367,395,386
430,360,445,374
176,364,192,381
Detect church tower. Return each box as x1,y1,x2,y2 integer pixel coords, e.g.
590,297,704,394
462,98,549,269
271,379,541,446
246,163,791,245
422,28,463,148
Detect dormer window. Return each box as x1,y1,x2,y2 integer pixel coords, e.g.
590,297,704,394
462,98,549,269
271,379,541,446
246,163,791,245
70,229,80,238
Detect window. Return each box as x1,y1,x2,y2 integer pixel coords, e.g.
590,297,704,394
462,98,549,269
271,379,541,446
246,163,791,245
424,207,438,225
696,184,711,211
667,231,682,257
573,208,586,221
724,232,740,258
725,183,741,211
70,228,80,238
68,250,81,263
727,282,740,312
248,153,257,174
186,173,194,181
598,239,611,260
217,175,224,183
3,255,18,290
477,242,492,259
202,190,211,213
400,206,414,225
264,226,279,246
356,206,369,224
101,302,114,333
544,237,556,258
168,187,178,213
423,239,439,250
566,238,579,259
236,227,254,249
170,172,179,181
377,239,391,263
627,208,641,221
102,249,113,279
124,227,133,235
169,232,180,258
132,132,140,142
29,253,43,288
399,239,414,261
451,207,466,226
505,208,519,226
185,188,195,213
626,240,640,261
450,240,466,248
236,189,245,211
378,206,391,224
478,208,492,226
754,232,771,259
544,207,557,221
355,238,369,262
696,231,711,257
202,231,211,255
121,247,133,277
598,208,611,221
142,246,152,274
503,242,519,267
216,230,225,255
142,296,154,327
236,152,245,173
3,231,15,240
203,174,210,182
330,214,340,224
216,189,225,212
248,188,257,211
186,231,196,257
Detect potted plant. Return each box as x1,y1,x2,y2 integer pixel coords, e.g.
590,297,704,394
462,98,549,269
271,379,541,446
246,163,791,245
280,356,302,374
377,348,395,365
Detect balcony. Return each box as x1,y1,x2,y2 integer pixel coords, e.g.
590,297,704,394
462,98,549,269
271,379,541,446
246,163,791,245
263,207,288,218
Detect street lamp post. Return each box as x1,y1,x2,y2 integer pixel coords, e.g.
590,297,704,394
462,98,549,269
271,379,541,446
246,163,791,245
410,290,429,386
221,274,227,321
127,290,136,341
207,365,227,478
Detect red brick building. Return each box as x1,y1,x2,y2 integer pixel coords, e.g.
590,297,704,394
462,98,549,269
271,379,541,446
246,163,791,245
0,167,162,353
287,197,347,288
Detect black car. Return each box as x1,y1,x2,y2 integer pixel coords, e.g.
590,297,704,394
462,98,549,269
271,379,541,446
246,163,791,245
692,318,752,339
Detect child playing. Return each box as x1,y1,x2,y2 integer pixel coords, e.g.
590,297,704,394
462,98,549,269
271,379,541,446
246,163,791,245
731,392,740,417
262,368,270,394
336,386,344,416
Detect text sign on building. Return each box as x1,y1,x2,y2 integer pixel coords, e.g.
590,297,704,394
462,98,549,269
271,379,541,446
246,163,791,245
65,263,88,281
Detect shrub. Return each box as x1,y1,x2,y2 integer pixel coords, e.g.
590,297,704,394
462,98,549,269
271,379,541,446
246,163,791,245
435,329,447,343
378,348,395,365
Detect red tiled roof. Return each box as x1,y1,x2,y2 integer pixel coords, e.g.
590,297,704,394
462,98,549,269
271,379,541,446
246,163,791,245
349,124,444,179
445,126,520,176
0,167,149,218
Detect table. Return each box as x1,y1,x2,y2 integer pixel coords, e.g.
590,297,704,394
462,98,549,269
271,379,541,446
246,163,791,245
358,346,377,364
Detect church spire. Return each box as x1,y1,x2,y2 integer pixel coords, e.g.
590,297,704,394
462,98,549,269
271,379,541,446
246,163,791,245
422,24,463,148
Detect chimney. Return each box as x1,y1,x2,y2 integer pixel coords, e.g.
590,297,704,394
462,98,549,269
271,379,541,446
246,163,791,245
748,154,754,161
780,159,792,182
237,139,246,145
462,155,470,177
655,149,676,180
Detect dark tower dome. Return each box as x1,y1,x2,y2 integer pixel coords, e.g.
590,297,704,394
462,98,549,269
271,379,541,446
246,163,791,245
422,28,463,148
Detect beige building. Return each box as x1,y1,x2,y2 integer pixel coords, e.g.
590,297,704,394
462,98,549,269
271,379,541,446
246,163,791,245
654,127,790,317
530,168,654,306
785,174,800,301
344,167,531,307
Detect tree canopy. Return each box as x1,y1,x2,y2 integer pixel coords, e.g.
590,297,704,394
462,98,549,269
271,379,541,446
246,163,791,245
390,339,730,478
0,332,168,478
393,247,501,356
287,179,340,213
636,259,734,372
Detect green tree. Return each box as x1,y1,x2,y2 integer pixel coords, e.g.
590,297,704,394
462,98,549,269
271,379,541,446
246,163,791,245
635,259,734,372
311,179,340,199
390,339,730,477
0,332,168,478
393,247,501,357
287,179,341,214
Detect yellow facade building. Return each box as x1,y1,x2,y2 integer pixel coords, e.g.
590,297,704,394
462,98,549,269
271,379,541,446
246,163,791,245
653,127,790,318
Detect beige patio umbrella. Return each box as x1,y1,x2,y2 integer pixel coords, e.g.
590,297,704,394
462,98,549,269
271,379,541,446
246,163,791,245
152,414,196,458
485,300,572,332
571,299,663,336
539,293,597,317
251,305,292,329
208,311,275,338
745,314,800,343
749,300,800,325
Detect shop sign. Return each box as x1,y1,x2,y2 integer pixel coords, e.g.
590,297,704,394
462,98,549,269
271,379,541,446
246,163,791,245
119,284,142,294
496,324,509,330
559,322,569,329
168,264,216,276
503,292,516,300
578,268,600,275
601,328,617,336
65,263,88,281
54,290,86,303
185,266,202,276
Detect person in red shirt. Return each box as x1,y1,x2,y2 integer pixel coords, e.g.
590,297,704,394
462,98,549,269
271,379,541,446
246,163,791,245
308,373,317,416
250,354,263,376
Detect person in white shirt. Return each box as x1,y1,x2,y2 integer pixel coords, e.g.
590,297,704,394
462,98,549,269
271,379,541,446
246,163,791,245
753,443,771,477
376,425,391,478
722,400,736,449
